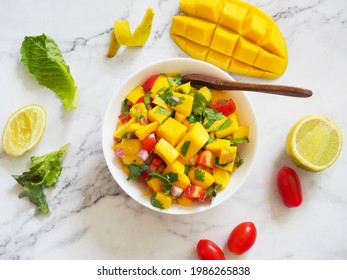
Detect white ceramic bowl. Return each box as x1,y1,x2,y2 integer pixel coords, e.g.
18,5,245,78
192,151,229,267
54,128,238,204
102,58,258,215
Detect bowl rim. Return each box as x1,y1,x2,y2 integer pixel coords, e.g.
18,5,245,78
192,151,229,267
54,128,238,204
102,57,258,215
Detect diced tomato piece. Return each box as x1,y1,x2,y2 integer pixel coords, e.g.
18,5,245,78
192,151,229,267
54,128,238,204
196,150,214,168
135,96,145,104
139,171,149,183
143,74,160,93
184,184,205,201
118,112,131,124
149,163,158,172
142,133,157,153
152,157,163,166
209,98,236,116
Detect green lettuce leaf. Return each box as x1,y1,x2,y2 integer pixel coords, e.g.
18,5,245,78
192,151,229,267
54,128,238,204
20,34,79,110
12,144,70,214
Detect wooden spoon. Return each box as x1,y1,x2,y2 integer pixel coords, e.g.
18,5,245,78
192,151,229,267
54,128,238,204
182,74,313,98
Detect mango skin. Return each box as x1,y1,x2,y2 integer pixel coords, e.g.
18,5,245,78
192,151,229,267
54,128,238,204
171,0,288,79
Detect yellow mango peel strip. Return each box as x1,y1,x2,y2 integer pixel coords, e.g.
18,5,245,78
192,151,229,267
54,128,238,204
107,8,155,58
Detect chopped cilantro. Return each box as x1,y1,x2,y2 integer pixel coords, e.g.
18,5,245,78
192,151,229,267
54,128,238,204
184,163,192,175
180,141,190,156
214,157,229,167
218,119,232,131
167,74,183,87
144,92,152,109
155,107,172,116
125,164,149,180
148,171,178,195
229,137,249,145
150,193,164,209
205,184,222,200
194,169,205,182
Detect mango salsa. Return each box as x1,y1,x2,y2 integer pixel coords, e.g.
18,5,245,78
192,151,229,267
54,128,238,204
112,72,250,210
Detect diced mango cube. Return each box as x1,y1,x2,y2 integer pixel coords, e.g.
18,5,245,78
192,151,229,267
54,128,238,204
185,40,209,61
176,195,194,206
212,167,230,189
152,96,169,109
163,160,190,190
120,138,142,155
179,0,198,16
215,112,239,138
148,105,173,124
171,15,189,37
233,37,259,65
242,13,267,44
197,86,212,102
207,49,231,71
232,125,249,139
125,85,145,104
186,17,216,47
147,177,164,192
215,146,237,172
130,102,148,122
170,92,194,117
219,0,249,33
203,116,228,132
206,138,231,153
150,75,170,98
157,117,187,146
188,167,215,189
154,138,180,165
176,82,191,95
154,191,172,209
174,111,187,123
113,117,137,138
210,25,239,56
122,155,144,165
195,0,225,23
135,121,159,140
176,122,210,160
219,145,236,164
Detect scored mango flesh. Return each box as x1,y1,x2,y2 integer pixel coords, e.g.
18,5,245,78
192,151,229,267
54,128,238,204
171,0,288,78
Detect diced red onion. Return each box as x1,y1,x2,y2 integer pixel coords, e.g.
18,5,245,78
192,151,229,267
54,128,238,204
171,95,180,103
189,157,196,165
115,148,125,158
156,164,165,173
137,149,149,161
171,185,183,198
145,153,155,165
140,117,147,124
228,158,234,163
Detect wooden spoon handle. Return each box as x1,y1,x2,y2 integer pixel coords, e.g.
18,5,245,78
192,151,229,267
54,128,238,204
182,74,313,98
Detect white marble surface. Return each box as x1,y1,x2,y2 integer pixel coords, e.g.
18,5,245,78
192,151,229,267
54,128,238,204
0,0,346,260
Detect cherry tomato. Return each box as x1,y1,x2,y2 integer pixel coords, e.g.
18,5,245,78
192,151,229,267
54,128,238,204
142,133,157,153
184,184,206,201
277,166,303,208
117,112,131,124
227,222,257,255
197,239,226,260
196,150,214,168
143,74,160,93
209,98,236,116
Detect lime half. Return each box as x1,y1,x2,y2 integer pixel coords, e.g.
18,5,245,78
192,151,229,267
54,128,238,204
2,104,46,156
286,114,343,172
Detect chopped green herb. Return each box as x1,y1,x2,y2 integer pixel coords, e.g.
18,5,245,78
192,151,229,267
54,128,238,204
155,107,172,116
205,184,222,200
184,163,192,175
194,169,205,182
149,171,178,195
214,157,229,167
218,119,232,131
126,164,149,180
167,74,183,87
235,159,244,168
144,92,152,109
229,137,249,145
180,141,190,156
150,193,164,209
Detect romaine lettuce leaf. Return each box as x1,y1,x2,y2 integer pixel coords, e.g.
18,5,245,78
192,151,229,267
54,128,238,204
12,144,70,214
20,34,79,110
